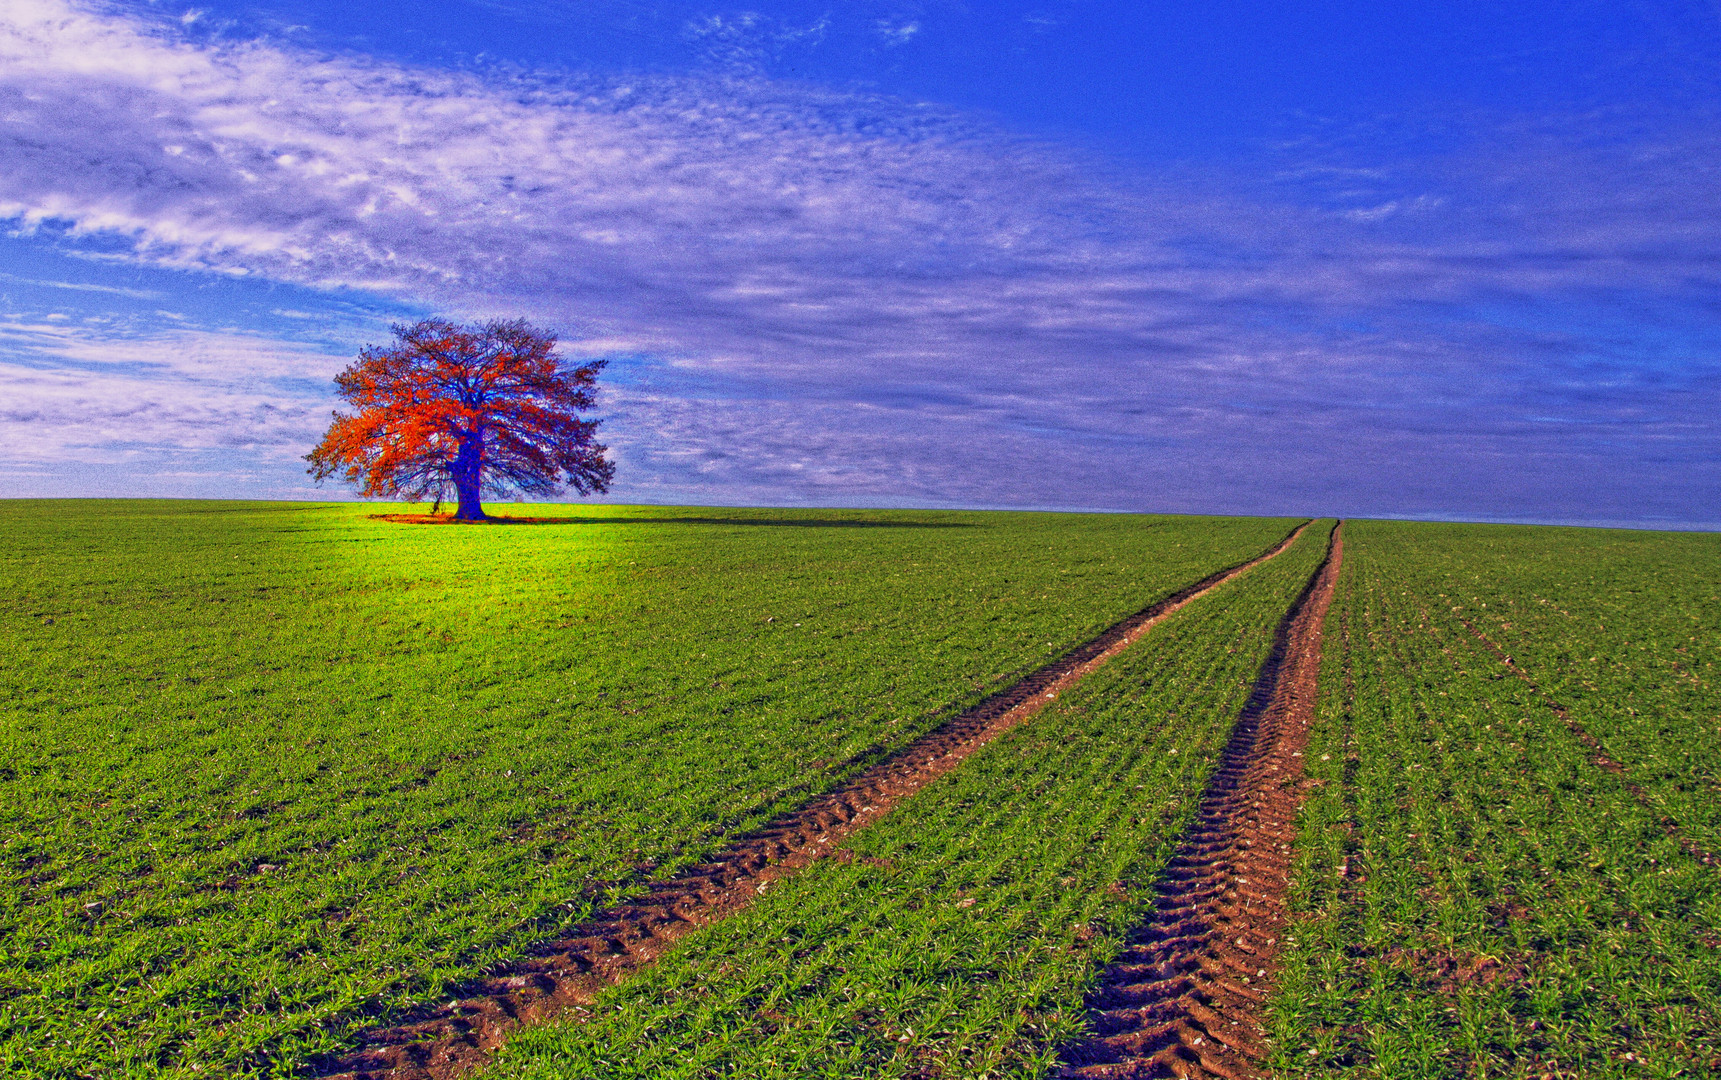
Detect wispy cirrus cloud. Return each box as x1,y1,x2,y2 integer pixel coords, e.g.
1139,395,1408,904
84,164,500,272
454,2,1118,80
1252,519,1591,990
0,314,346,488
0,0,1717,523
0,272,162,299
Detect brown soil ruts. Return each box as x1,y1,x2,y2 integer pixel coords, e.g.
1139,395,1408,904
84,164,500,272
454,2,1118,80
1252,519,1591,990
1057,522,1343,1080
1453,616,1719,869
311,523,1311,1080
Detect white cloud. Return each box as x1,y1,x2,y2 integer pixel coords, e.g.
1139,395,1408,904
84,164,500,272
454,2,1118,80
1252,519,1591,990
875,19,920,46
0,316,343,465
0,0,1135,351
684,11,831,71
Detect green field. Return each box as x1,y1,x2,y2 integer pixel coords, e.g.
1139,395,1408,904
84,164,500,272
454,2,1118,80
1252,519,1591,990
0,501,1295,1078
7,504,1719,1080
1273,521,1721,1077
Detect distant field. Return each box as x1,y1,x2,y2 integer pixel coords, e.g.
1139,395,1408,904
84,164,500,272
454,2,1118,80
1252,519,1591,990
1275,522,1721,1076
0,500,1295,1078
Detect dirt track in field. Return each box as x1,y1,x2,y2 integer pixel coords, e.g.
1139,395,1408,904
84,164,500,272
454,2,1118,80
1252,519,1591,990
1454,616,1720,870
311,522,1311,1080
1057,522,1343,1080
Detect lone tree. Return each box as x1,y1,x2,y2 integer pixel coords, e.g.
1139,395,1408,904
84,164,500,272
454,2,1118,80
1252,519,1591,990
307,318,614,520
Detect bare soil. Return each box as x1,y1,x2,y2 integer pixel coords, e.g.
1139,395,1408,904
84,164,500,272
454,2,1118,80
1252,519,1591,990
1056,523,1343,1080
311,523,1311,1080
1380,948,1527,996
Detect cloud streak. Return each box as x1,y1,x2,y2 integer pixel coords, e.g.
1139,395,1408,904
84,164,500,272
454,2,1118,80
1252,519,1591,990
0,315,344,460
1,0,1717,523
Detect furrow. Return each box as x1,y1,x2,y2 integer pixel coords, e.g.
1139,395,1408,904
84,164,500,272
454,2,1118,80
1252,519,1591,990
310,522,1312,1080
1058,523,1343,1080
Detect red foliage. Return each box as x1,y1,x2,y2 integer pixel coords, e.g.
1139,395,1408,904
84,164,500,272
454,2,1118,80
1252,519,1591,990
306,318,613,520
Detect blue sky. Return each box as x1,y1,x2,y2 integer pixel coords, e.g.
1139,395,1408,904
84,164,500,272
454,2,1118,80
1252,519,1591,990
2,0,1718,525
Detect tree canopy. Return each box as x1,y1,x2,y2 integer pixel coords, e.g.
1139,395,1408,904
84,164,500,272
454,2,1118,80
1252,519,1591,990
306,318,614,520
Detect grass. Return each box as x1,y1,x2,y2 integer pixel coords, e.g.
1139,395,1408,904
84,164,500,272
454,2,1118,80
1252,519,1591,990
1392,524,1721,858
480,521,1338,1080
1271,521,1721,1077
0,499,1297,1078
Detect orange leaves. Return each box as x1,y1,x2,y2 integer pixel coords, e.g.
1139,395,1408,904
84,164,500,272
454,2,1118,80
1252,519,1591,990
306,318,613,517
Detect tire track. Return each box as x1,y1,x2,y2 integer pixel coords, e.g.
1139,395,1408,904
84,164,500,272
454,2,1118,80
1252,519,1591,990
312,522,1311,1080
1057,522,1342,1080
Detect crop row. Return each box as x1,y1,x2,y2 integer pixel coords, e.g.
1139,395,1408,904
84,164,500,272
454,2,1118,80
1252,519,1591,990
469,523,1338,1079
1364,523,1721,860
0,501,1296,1078
1271,520,1721,1077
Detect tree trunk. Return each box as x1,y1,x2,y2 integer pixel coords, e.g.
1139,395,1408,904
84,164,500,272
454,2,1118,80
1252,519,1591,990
453,430,487,521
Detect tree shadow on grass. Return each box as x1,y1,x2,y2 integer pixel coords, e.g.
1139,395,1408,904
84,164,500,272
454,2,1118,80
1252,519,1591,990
369,513,976,529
